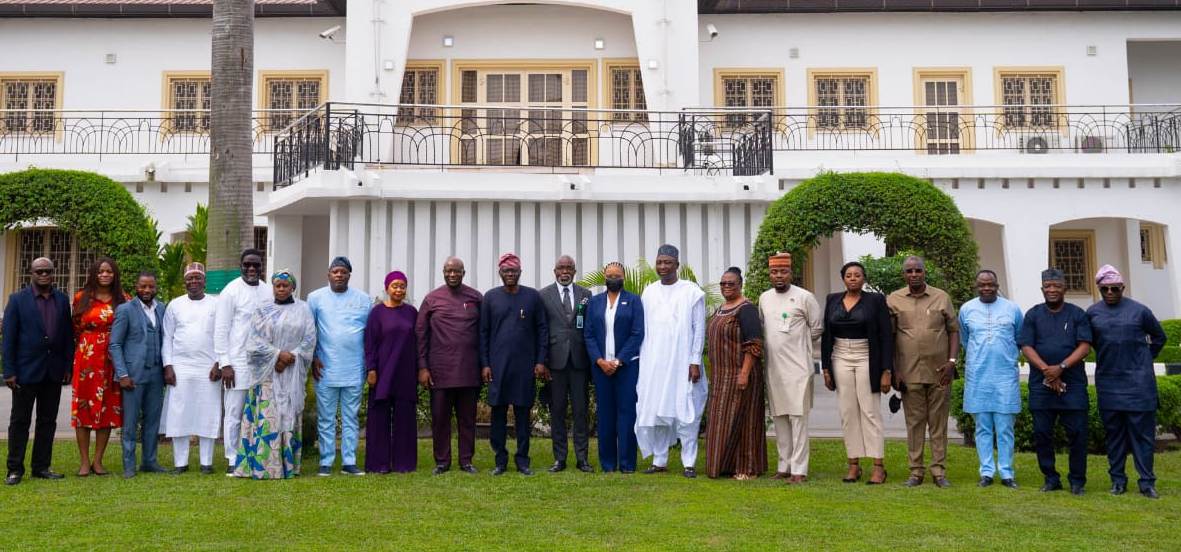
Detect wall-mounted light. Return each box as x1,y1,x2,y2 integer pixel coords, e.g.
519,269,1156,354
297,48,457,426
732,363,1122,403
383,60,395,71
789,47,799,59
594,38,605,50
647,59,660,71
1086,45,1098,56
104,53,117,65
442,35,454,48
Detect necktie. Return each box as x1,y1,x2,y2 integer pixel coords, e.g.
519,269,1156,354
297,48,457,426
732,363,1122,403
563,287,573,318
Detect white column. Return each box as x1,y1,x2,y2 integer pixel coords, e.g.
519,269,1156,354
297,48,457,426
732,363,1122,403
368,201,389,298
345,0,410,103
433,200,453,291
412,201,433,299
347,200,369,294
621,203,641,266
684,204,704,276
520,202,538,289
1003,220,1051,311
631,1,699,110
454,201,473,279
268,215,304,292
580,203,600,279
600,203,620,267
1165,223,1181,320
389,200,411,296
475,202,495,291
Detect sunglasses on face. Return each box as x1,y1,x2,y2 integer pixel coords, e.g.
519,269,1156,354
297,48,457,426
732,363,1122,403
718,281,740,287
32,269,53,275
1099,285,1123,294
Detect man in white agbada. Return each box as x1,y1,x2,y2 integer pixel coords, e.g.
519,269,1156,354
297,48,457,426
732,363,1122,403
758,252,822,483
161,262,221,474
636,244,707,478
212,249,272,474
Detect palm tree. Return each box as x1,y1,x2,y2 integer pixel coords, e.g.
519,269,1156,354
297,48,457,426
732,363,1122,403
577,258,723,312
207,0,255,291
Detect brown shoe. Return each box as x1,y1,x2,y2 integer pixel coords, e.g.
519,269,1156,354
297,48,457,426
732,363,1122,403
842,463,862,483
770,471,790,480
788,474,807,484
867,464,887,485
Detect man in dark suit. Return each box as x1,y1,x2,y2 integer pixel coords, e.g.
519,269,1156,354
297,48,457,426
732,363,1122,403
3,257,73,485
109,271,168,478
541,255,594,473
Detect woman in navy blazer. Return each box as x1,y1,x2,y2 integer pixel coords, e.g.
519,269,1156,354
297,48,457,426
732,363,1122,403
583,262,644,473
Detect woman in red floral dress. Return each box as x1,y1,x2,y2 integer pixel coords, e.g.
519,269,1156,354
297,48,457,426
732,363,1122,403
71,257,128,476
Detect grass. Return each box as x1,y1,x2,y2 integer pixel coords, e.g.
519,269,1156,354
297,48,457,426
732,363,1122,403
1,437,1179,550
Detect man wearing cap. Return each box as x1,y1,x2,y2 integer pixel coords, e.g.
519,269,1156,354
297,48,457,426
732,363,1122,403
307,256,372,476
887,255,959,488
480,252,549,476
416,256,483,475
213,248,272,473
161,263,222,474
959,270,1023,489
1019,268,1092,495
1086,264,1168,499
758,252,823,483
636,244,707,478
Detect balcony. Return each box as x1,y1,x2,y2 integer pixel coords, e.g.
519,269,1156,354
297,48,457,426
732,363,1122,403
272,102,775,188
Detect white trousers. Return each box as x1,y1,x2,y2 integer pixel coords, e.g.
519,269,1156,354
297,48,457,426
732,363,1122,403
173,436,216,467
834,339,885,459
222,388,246,462
772,413,810,475
647,421,700,469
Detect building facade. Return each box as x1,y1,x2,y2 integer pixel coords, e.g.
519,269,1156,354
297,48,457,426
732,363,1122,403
1,0,1179,318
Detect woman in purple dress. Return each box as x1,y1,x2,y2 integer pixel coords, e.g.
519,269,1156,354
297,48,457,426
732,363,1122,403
364,271,419,473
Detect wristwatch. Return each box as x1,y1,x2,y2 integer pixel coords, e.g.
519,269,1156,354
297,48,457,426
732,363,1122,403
947,358,957,363
1059,363,1068,370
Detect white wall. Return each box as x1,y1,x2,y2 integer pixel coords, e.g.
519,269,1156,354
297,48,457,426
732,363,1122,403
698,12,1181,108
1128,41,1181,105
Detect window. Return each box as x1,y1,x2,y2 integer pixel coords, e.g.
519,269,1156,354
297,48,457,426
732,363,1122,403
605,62,647,122
253,226,268,274
1048,230,1095,296
809,70,876,131
163,72,211,132
1140,223,1167,269
398,62,442,125
453,62,594,167
9,228,96,298
0,74,62,134
260,71,327,131
913,68,974,155
714,70,780,128
995,68,1064,129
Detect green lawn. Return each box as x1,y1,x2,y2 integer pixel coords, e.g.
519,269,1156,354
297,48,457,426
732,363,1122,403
1,438,1178,550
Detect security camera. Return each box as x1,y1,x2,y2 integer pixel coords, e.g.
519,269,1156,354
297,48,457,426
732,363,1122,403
706,24,719,40
319,25,342,40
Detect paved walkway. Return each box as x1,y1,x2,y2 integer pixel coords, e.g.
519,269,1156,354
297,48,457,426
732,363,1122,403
0,375,958,441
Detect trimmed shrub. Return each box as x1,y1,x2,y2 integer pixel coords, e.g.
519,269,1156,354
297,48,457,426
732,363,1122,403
1159,319,1181,364
951,375,1181,453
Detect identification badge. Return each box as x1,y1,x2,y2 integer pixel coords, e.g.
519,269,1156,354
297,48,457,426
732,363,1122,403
576,314,584,329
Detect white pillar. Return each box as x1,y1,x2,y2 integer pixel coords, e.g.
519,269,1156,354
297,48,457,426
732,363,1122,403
631,1,699,110
267,215,304,297
1002,220,1050,310
1165,223,1181,320
347,199,369,294
345,0,411,103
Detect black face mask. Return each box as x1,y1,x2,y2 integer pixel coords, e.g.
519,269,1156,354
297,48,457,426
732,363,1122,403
605,278,624,292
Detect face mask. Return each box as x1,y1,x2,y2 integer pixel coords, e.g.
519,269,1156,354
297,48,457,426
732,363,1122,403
605,278,624,292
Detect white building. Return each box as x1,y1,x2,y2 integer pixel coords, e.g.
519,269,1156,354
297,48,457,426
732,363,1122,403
1,0,1179,318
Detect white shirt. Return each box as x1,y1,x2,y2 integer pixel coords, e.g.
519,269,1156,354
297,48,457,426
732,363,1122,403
162,294,218,373
558,283,574,311
604,294,619,360
213,276,273,389
138,298,159,328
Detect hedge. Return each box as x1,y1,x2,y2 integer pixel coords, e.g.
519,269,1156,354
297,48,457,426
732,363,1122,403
0,169,159,291
746,172,979,305
951,375,1181,454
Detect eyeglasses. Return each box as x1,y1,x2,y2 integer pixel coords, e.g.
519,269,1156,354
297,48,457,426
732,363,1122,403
718,281,740,287
32,269,52,275
1099,285,1123,293
904,268,924,274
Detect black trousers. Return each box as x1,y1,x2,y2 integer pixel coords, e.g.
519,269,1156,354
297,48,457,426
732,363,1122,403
1032,409,1088,487
549,366,590,465
6,381,63,476
1101,409,1156,490
491,404,531,470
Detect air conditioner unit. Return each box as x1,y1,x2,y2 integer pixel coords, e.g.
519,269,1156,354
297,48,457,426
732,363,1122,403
1075,135,1105,153
1020,135,1050,154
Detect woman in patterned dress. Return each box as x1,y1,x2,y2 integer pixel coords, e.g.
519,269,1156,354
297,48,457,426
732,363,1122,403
71,257,127,476
704,267,766,480
233,270,316,480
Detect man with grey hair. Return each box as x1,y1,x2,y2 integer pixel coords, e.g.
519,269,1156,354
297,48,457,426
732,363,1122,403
540,255,594,473
887,255,959,488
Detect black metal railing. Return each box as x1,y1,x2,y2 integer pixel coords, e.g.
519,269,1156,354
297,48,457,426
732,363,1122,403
272,102,776,188
0,110,280,159
760,105,1181,154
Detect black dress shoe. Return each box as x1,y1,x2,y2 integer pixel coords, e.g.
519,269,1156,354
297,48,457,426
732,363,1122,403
432,464,451,476
491,466,507,476
517,466,534,476
31,470,64,480
459,464,478,474
1001,479,1018,489
903,476,923,488
548,462,566,473
1040,481,1063,492
576,462,594,473
933,477,952,489
171,466,189,475
200,465,214,475
5,473,21,486
1070,485,1085,496
978,476,994,488
620,469,635,474
141,464,168,474
1110,483,1127,495
682,467,697,479
1140,487,1159,499
643,465,668,475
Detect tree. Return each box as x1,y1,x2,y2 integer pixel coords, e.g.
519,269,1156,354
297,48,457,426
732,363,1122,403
207,0,255,292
